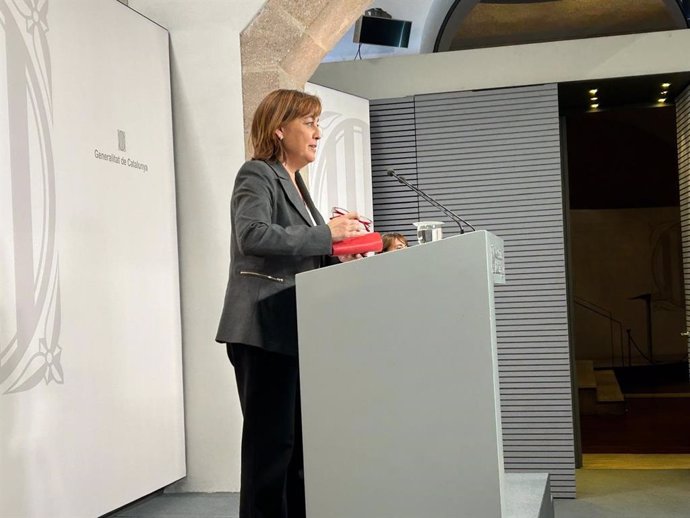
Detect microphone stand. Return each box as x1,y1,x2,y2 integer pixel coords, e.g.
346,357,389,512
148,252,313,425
387,170,475,234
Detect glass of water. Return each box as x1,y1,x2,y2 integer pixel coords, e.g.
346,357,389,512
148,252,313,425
413,221,444,244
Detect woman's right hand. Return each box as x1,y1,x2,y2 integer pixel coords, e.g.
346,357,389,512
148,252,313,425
328,211,362,242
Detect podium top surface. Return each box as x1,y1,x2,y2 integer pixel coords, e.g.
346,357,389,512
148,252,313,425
299,230,506,284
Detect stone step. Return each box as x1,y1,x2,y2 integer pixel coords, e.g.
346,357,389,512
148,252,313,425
595,370,624,402
594,369,626,415
576,360,596,389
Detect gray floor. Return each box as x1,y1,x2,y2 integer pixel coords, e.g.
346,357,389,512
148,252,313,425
554,469,690,518
111,469,690,518
110,493,239,518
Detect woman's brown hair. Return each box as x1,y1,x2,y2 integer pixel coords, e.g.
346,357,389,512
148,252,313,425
250,89,322,162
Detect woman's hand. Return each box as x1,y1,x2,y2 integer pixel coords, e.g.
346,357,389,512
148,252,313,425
328,211,362,242
337,253,364,262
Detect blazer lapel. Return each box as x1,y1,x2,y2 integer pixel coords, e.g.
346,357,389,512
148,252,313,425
266,160,314,226
296,171,325,225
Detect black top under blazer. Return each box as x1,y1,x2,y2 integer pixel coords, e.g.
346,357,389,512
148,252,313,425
216,159,334,356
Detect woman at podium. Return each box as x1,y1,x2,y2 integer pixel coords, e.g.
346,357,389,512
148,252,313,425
215,89,362,518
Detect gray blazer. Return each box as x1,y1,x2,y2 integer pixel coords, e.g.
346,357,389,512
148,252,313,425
215,159,334,355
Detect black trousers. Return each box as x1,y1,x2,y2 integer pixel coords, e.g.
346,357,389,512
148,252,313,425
227,343,306,518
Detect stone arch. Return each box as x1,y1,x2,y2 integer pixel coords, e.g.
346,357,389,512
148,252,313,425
240,0,372,149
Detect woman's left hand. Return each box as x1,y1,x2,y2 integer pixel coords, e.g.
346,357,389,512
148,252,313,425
337,254,364,262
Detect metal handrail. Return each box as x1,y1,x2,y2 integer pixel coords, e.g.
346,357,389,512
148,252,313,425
626,329,653,364
574,297,648,367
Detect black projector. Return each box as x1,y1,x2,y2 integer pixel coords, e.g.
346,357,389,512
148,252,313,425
353,14,412,48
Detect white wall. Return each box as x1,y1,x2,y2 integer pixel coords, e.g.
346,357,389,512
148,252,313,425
312,29,690,99
1,1,184,516
128,0,266,492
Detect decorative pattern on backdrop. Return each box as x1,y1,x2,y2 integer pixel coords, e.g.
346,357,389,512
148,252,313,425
1,3,184,516
305,83,373,225
0,0,63,394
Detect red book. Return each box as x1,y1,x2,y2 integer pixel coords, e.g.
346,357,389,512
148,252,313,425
332,232,383,256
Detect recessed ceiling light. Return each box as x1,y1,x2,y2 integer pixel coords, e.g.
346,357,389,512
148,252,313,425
658,98,667,103
661,82,671,89
591,103,599,109
589,89,598,95
590,97,598,102
661,90,668,96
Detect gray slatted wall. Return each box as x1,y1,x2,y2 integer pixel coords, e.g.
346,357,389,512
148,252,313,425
677,86,690,377
370,84,575,498
370,97,420,243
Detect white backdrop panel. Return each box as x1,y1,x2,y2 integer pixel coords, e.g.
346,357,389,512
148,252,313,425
0,1,185,517
305,83,373,225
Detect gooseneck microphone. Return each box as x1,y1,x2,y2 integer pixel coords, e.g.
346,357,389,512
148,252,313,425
386,169,475,234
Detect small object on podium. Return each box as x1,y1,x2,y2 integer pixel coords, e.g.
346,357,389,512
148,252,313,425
332,232,383,256
413,221,444,244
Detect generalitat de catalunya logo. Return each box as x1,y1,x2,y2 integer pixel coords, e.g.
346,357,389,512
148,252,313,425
93,130,149,172
118,129,126,152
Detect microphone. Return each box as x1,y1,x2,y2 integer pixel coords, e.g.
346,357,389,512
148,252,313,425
386,169,475,234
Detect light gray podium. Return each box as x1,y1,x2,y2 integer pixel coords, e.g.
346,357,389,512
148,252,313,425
296,231,507,518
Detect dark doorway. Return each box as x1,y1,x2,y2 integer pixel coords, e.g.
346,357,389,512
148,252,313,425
560,76,690,460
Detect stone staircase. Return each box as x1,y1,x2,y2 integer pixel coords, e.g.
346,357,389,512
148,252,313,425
576,360,626,415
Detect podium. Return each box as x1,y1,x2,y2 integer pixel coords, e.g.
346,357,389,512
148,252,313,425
296,231,507,518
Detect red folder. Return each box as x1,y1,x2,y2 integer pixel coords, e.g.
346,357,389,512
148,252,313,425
332,232,383,256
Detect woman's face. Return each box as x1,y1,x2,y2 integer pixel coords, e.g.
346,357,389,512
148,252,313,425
277,114,321,171
386,238,407,252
